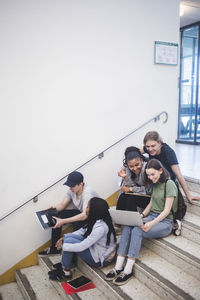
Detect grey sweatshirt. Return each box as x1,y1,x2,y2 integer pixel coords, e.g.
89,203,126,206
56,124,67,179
62,220,116,266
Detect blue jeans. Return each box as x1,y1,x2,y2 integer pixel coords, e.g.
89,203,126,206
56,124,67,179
61,233,109,269
118,212,173,258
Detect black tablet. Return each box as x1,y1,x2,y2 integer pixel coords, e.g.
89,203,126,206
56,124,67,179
67,276,91,289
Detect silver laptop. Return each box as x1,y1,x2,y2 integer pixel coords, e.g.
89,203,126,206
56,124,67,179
109,209,143,226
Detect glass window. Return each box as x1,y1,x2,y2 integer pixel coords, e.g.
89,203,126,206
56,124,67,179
178,25,200,144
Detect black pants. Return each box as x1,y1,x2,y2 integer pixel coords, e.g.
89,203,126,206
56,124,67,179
51,209,86,248
116,193,150,212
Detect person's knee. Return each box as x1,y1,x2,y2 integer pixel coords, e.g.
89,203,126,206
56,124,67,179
132,226,143,237
64,233,75,240
64,236,80,244
64,233,84,243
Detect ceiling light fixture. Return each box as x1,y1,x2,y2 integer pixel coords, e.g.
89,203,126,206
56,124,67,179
180,4,185,16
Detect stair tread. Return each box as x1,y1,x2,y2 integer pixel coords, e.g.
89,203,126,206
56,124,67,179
189,191,200,199
39,255,108,300
0,282,24,300
184,211,200,225
20,265,65,300
162,234,200,260
139,247,200,299
102,263,162,300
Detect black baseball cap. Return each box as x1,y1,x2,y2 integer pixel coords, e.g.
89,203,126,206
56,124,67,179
63,171,84,187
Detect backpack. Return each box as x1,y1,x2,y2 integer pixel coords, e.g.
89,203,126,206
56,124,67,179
164,180,187,236
172,181,187,221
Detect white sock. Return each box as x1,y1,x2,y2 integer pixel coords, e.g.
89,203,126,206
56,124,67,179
115,256,125,271
124,258,135,275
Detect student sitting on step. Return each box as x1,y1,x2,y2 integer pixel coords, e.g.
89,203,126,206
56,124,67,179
116,146,151,212
142,131,199,204
48,197,117,281
39,171,99,255
105,159,178,285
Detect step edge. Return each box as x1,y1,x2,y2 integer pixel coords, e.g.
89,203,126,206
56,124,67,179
145,238,200,266
39,256,81,300
15,269,37,300
183,219,200,231
136,260,195,300
184,176,200,185
77,257,131,300
78,254,196,300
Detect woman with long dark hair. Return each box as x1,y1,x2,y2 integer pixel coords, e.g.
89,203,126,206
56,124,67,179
117,146,151,212
48,197,116,281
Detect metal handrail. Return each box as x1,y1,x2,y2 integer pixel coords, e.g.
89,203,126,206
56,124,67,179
0,111,168,222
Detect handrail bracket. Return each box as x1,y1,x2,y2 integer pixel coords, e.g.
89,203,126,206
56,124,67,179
98,152,104,159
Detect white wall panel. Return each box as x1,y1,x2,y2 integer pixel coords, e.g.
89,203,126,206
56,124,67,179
0,0,180,274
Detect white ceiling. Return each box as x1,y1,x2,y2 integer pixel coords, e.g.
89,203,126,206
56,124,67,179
180,0,200,27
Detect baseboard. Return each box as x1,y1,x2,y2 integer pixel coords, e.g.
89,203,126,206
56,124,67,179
0,190,118,285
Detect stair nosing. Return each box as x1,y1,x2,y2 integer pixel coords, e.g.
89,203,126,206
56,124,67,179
39,256,85,300
145,238,200,266
184,176,200,185
183,219,200,231
136,260,196,300
15,269,37,300
77,257,132,300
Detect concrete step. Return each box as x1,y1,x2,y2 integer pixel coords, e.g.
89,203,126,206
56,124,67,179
143,235,200,278
15,265,67,300
0,282,25,300
186,198,200,216
182,212,200,245
138,246,200,299
77,257,162,300
78,253,200,300
185,176,200,194
39,255,109,300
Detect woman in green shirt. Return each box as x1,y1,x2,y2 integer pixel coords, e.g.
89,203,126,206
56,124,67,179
105,158,178,286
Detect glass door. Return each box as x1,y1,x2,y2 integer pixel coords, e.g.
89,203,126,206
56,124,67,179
178,25,200,144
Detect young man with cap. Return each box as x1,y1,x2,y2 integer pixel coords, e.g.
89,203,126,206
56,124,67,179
39,171,99,255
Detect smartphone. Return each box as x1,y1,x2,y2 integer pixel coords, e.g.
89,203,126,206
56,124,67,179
67,276,91,289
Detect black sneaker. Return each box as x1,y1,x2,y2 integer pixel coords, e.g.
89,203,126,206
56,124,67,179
52,262,62,269
38,247,61,256
48,262,63,276
49,268,72,281
113,272,133,285
104,269,123,281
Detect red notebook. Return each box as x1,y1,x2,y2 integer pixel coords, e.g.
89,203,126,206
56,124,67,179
61,276,96,295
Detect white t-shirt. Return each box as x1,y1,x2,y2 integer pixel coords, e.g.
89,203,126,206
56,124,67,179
66,184,99,212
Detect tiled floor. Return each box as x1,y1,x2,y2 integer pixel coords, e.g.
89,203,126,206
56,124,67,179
175,143,200,180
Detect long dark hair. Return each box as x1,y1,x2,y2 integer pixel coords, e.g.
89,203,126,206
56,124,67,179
123,146,147,180
145,158,170,184
84,197,116,245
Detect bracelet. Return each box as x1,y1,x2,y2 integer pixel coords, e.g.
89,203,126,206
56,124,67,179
141,213,145,218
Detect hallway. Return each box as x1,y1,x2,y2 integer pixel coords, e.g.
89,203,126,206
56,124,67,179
175,143,200,180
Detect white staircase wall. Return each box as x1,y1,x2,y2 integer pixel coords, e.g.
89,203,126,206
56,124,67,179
0,0,180,276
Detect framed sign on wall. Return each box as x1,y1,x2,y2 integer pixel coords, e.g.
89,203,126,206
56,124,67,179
154,41,178,65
